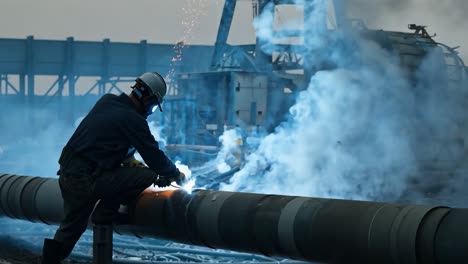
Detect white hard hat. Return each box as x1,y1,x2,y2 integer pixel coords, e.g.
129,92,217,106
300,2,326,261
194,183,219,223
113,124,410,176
135,72,167,112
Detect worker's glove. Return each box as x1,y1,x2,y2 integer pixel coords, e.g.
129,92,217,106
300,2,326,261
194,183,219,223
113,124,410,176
154,175,171,188
153,172,187,187
124,158,147,168
174,171,187,186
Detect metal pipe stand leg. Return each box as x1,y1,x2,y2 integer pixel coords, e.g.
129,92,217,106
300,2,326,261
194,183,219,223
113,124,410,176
93,224,113,264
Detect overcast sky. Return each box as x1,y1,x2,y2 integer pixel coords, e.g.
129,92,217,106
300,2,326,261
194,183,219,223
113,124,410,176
0,0,467,61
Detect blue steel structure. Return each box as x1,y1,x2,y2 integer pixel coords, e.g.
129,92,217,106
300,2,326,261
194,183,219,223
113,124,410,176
0,0,466,160
0,36,214,97
0,0,316,98
0,37,217,155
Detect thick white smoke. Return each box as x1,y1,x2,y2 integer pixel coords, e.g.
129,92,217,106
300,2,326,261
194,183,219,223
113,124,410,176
222,68,417,200
220,0,468,202
147,121,168,146
215,127,244,173
135,121,195,191
135,121,168,164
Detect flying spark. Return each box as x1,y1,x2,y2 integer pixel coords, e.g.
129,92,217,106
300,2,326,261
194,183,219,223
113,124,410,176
166,0,211,84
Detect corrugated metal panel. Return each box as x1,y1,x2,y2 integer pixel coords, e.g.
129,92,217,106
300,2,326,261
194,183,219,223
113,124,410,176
0,39,26,74
0,37,215,77
34,40,66,75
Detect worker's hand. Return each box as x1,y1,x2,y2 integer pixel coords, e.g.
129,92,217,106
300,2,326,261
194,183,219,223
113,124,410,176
153,172,186,187
126,158,147,168
154,176,171,188
174,171,187,186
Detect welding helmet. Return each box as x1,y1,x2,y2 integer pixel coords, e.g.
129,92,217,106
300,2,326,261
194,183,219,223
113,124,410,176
133,72,167,115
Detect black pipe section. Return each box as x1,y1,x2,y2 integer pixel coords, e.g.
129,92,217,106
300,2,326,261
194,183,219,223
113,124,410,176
0,174,63,224
1,173,468,263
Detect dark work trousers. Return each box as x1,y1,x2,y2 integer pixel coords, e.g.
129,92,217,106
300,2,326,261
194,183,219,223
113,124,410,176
53,163,157,259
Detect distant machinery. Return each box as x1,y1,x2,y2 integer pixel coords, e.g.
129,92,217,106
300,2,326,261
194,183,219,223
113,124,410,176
361,23,467,86
170,0,468,148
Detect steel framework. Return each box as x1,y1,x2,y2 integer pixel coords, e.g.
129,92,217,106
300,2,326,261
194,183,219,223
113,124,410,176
0,36,213,97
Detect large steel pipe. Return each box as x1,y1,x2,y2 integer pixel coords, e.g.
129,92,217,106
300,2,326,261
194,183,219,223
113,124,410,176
1,173,467,264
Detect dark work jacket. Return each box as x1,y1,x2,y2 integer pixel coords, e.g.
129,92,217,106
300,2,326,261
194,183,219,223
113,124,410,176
63,93,179,178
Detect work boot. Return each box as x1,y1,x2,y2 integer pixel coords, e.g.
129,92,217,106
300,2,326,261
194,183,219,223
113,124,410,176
41,238,62,264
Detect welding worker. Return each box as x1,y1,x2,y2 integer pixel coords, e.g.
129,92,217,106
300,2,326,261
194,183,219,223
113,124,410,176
41,72,186,264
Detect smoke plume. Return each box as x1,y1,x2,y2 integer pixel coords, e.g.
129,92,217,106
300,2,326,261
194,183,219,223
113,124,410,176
0,102,82,176
220,0,468,203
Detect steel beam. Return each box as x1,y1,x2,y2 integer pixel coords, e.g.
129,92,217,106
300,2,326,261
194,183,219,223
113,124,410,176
0,173,467,263
0,37,213,79
66,37,75,97
211,0,237,69
26,36,35,98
